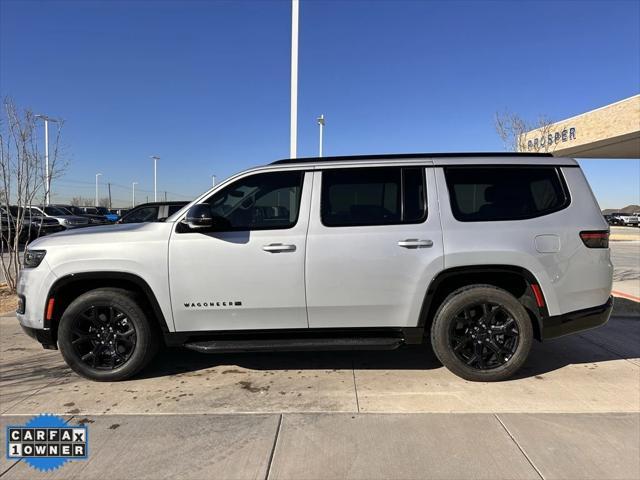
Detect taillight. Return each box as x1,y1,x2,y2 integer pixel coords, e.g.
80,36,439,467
580,230,609,248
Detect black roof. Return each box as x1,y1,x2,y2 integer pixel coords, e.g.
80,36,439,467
271,152,552,165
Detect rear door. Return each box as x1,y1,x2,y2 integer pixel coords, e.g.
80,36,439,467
305,164,444,328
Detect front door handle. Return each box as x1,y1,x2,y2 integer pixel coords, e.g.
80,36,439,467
262,243,297,253
397,239,433,249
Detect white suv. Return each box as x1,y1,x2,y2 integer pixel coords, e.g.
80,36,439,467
16,153,613,382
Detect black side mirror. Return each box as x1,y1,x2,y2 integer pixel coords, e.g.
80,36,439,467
184,204,213,230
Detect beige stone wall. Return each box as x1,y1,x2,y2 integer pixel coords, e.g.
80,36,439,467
519,95,640,157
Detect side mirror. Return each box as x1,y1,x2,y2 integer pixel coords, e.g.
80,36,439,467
184,204,213,230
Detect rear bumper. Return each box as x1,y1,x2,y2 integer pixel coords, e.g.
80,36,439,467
542,296,613,340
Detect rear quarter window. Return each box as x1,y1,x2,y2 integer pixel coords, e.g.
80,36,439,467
444,166,570,222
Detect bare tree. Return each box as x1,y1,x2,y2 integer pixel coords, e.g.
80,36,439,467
495,110,556,153
70,196,101,207
0,98,66,292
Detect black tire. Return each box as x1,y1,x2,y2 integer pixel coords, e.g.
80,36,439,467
58,288,159,381
430,284,533,382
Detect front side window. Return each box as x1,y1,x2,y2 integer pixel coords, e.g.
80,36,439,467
321,167,427,227
205,171,304,230
444,166,570,222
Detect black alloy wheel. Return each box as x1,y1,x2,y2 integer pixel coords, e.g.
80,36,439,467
70,305,137,370
448,302,520,370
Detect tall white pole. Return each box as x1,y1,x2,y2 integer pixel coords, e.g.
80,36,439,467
95,173,102,206
43,119,50,205
290,0,299,159
132,182,138,207
36,115,58,205
317,114,325,157
151,156,160,202
212,175,216,188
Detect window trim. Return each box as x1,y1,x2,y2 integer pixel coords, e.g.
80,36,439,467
320,166,428,228
443,165,571,223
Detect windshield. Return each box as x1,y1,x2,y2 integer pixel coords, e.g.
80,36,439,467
84,207,99,214
44,206,70,216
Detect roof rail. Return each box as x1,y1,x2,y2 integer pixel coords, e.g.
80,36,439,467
270,152,553,165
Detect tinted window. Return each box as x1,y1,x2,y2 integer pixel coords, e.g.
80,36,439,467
121,206,158,223
167,204,185,216
44,206,69,216
321,167,427,227
444,167,569,222
205,171,303,230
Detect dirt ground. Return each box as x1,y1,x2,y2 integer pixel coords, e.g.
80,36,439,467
0,284,18,317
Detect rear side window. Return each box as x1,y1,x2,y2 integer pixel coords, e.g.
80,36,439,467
321,167,427,227
444,166,570,222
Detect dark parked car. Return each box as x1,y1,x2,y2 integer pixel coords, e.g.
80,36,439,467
1,206,65,244
51,205,111,225
119,201,188,224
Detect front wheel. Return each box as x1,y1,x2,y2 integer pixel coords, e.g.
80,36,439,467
431,285,533,382
58,288,159,381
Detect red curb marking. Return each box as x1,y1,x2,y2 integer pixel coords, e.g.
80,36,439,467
612,290,640,303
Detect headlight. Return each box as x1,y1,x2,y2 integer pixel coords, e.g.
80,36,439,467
62,219,69,225
24,249,46,268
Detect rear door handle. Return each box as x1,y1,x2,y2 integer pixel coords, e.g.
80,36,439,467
262,243,296,253
397,239,433,249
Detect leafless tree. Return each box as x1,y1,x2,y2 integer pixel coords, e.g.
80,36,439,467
495,110,556,153
70,196,105,207
0,98,66,292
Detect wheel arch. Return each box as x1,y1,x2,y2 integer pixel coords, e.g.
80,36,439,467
419,265,547,341
45,272,171,343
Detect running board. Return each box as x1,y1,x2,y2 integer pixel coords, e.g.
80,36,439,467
184,336,405,353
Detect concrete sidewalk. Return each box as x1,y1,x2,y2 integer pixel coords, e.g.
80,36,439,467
1,412,638,479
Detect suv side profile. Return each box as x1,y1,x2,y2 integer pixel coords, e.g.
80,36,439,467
16,153,613,382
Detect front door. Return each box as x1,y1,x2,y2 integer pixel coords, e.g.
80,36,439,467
305,165,444,328
169,169,311,332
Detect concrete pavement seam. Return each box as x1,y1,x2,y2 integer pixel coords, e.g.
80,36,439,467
265,413,283,480
351,355,360,413
494,414,545,480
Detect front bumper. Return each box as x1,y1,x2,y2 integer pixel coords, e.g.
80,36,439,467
20,324,58,349
542,296,614,340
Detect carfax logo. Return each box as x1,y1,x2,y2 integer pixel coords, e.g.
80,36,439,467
6,414,88,472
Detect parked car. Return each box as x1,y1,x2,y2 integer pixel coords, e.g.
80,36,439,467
51,205,111,226
603,214,621,226
29,206,90,229
109,208,130,217
1,206,65,244
73,206,118,223
609,212,639,226
16,153,612,382
118,201,188,224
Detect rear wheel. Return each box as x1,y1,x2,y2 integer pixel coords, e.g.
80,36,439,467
58,288,159,381
431,285,533,382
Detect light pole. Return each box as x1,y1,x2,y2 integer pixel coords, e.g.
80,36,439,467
35,114,59,205
317,114,325,157
150,156,160,202
290,0,299,159
212,175,217,188
95,173,102,206
132,182,138,207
